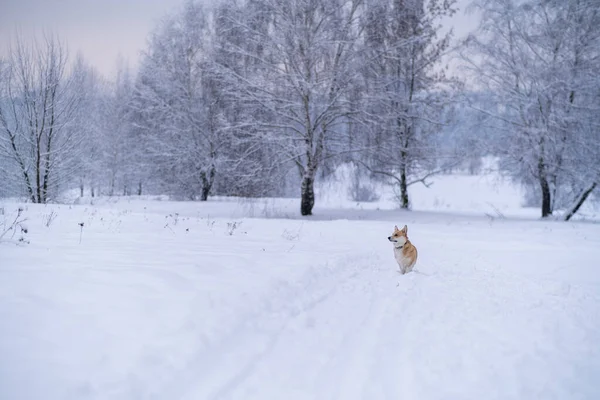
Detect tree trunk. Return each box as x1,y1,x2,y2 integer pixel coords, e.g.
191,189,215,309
564,182,597,221
200,185,210,201
539,175,552,218
200,167,216,201
41,107,56,204
35,141,42,203
300,173,315,216
9,135,35,202
400,151,409,209
80,182,84,197
538,158,552,218
109,174,115,197
137,181,143,196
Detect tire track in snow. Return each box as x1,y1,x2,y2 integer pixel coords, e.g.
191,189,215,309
194,254,422,400
344,272,427,400
157,245,600,400
314,279,393,400
204,256,386,400
214,254,400,400
154,252,377,400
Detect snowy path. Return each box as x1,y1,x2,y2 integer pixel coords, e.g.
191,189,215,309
169,253,389,400
166,254,600,400
1,202,600,399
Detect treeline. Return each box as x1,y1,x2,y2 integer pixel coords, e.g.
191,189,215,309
1,0,598,219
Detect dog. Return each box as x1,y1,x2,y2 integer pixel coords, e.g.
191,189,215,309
388,225,418,274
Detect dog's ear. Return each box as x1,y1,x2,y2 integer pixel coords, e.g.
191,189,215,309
401,225,408,234
394,225,399,232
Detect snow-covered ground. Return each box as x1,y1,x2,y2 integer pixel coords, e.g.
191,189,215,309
1,171,600,399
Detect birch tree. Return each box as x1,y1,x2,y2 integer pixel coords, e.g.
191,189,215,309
217,0,364,215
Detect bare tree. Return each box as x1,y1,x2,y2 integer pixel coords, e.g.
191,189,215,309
462,0,600,218
557,0,600,220
69,55,104,198
132,1,230,201
99,60,139,196
360,0,458,209
217,0,364,215
0,34,82,203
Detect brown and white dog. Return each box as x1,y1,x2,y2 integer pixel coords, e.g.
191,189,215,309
388,225,418,274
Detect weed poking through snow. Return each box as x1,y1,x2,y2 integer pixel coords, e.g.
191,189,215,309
43,210,58,227
227,221,242,236
78,222,85,244
282,224,303,241
0,206,29,245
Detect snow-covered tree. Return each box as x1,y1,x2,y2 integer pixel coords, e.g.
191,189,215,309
463,0,600,218
359,0,458,209
101,61,140,196
133,1,228,201
209,1,291,198
217,0,364,215
0,34,83,203
68,56,104,198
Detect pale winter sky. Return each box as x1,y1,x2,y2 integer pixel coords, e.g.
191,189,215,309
0,0,478,79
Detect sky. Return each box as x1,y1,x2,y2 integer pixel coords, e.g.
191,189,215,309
0,0,478,80
0,0,186,79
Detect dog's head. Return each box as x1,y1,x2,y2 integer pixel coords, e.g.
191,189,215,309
388,225,408,246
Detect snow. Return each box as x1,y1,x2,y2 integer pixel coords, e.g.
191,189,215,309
1,172,600,399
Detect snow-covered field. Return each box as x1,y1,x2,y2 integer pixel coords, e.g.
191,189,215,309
1,171,600,399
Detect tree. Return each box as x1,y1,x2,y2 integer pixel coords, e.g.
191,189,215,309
462,0,600,218
360,0,458,209
0,34,83,203
100,60,140,196
69,55,104,198
555,0,600,220
0,57,18,197
133,1,228,201
217,0,364,215
210,0,291,198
